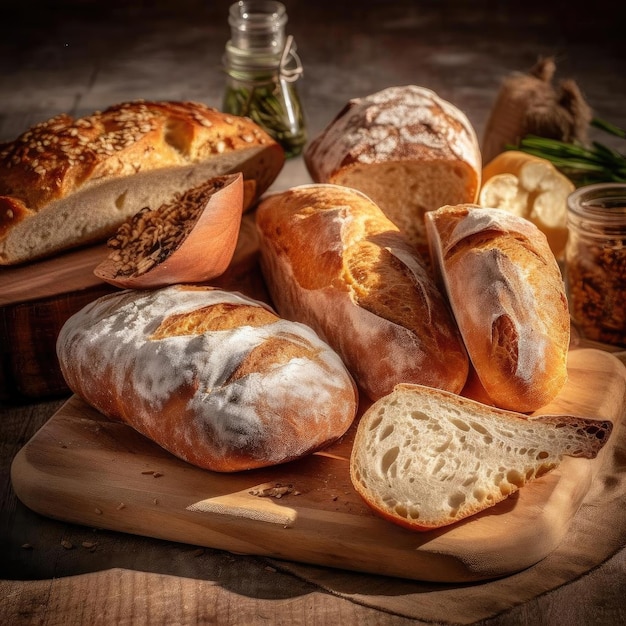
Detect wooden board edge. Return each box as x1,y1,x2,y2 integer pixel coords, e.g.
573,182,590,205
9,348,626,582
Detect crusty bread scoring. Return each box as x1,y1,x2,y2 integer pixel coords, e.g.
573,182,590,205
0,100,284,265
56,285,358,472
426,204,570,412
304,85,481,255
350,384,612,531
256,183,469,401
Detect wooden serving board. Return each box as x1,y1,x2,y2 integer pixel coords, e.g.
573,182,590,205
11,348,626,583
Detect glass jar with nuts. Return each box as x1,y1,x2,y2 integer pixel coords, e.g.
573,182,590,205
565,183,626,347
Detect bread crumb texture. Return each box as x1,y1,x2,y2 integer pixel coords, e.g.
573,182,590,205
350,385,611,530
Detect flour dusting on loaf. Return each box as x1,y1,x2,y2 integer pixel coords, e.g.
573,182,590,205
304,85,481,254
56,285,357,472
305,86,479,179
426,204,569,412
256,184,469,401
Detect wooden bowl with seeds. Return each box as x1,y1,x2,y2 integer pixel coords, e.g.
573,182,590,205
94,173,244,289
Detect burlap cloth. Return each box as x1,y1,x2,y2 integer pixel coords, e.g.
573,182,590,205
266,353,626,624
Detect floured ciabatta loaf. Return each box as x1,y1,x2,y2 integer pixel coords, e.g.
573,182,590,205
256,183,469,401
350,384,612,531
304,85,481,254
56,285,358,472
0,100,285,265
426,204,570,412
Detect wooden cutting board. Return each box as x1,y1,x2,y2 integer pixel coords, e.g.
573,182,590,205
0,214,266,401
10,347,626,583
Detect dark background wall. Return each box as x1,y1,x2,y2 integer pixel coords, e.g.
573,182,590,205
1,0,623,147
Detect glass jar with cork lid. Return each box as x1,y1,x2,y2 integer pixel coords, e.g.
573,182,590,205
565,183,626,347
222,0,306,157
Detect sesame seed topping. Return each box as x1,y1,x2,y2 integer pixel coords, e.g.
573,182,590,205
0,100,273,208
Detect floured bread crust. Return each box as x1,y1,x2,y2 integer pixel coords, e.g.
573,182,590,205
0,100,284,264
56,285,358,472
426,204,570,412
304,85,481,253
256,184,469,401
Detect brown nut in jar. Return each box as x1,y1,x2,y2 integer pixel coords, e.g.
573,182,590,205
565,183,626,347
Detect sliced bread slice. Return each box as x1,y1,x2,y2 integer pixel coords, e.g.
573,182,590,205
350,383,612,531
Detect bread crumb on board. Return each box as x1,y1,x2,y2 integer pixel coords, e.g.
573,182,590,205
249,483,301,498
141,470,163,477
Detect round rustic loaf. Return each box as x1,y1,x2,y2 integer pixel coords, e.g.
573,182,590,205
56,285,358,472
304,85,481,256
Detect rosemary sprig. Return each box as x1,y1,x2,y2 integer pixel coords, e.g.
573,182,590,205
222,83,306,157
508,117,626,186
591,116,626,140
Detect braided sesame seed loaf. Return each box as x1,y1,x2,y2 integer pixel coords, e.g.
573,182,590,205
0,100,284,265
304,86,481,257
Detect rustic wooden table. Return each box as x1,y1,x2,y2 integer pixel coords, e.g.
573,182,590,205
2,1,625,624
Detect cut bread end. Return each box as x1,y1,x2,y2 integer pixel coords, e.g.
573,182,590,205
332,160,478,252
0,144,281,266
350,384,612,531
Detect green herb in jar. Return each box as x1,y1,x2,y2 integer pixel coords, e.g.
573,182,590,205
223,80,306,158
222,2,307,158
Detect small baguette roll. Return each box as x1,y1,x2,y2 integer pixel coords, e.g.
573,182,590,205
256,184,469,401
350,384,612,531
426,204,570,412
56,285,358,472
304,85,481,255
